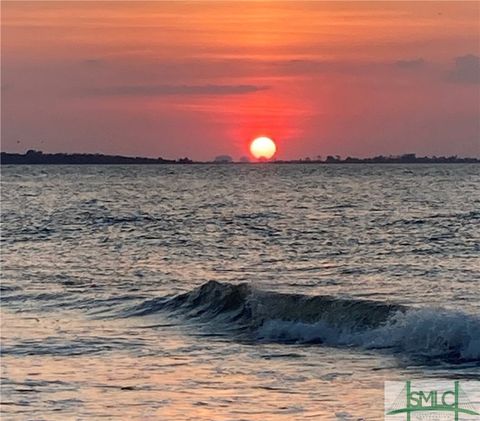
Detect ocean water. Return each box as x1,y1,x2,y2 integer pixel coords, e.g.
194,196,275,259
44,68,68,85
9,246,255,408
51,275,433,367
1,164,479,420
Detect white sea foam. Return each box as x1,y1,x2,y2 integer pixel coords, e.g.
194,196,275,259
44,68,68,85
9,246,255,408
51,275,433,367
257,308,480,361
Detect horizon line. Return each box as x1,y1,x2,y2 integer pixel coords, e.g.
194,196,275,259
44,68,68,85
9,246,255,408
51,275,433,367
1,150,479,164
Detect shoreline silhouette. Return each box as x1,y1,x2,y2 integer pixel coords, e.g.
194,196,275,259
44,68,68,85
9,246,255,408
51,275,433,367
1,150,478,165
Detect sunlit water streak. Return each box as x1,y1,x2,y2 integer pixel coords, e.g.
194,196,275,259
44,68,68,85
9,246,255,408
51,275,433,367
1,164,479,420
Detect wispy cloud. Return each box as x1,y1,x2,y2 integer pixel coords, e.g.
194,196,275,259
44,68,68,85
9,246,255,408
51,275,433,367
89,84,269,96
83,59,103,66
394,58,425,69
447,54,480,84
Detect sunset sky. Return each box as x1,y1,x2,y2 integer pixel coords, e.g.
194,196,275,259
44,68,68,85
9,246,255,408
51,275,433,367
2,1,479,160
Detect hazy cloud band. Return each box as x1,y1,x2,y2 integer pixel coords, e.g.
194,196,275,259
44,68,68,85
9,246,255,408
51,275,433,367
89,84,270,96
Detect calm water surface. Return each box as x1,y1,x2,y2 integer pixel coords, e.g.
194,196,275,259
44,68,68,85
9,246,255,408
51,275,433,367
1,164,479,420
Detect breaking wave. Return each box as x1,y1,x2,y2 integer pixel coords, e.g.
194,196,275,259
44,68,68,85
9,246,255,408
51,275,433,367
125,281,480,363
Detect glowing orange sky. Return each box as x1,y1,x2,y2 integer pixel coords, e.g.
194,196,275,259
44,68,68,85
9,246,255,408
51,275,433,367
2,1,479,160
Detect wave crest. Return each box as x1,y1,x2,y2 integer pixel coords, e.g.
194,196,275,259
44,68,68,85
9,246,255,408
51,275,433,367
126,281,480,363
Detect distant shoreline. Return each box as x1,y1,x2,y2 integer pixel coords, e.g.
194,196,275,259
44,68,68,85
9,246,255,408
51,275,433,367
1,150,479,165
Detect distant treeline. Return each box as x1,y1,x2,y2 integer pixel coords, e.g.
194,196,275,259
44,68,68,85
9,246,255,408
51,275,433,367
275,153,480,164
1,150,478,165
0,150,193,165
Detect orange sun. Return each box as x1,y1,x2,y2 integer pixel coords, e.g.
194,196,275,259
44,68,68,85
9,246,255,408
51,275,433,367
250,136,277,160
